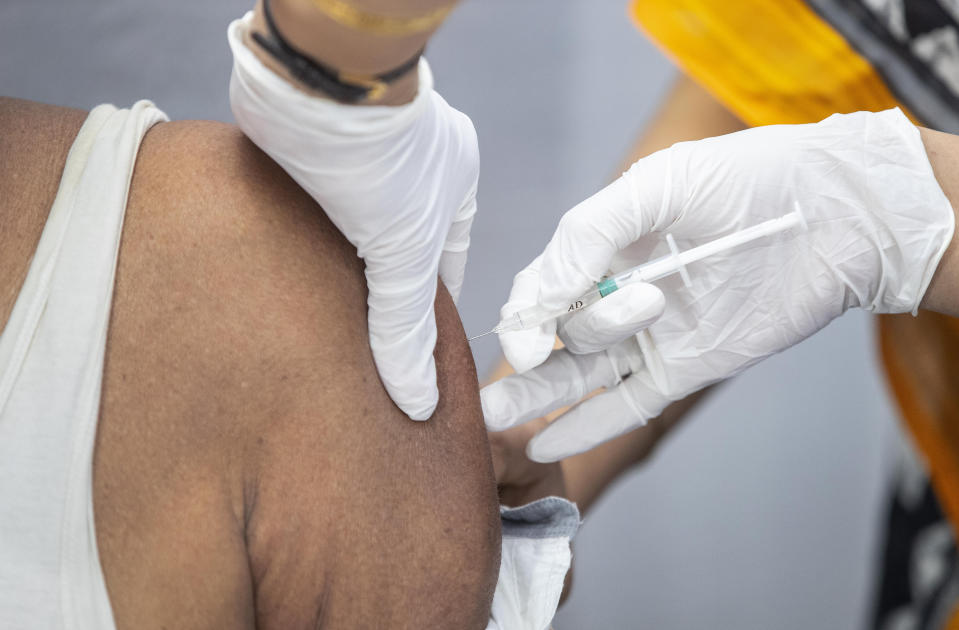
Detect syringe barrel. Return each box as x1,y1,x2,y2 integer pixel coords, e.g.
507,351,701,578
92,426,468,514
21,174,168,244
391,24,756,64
504,286,605,332
620,207,805,285
497,207,805,335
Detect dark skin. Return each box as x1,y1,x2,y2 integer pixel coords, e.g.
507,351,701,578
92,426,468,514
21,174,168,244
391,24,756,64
0,97,500,629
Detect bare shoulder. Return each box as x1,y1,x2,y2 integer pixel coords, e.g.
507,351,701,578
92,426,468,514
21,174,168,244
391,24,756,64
95,118,499,628
0,96,87,164
0,98,86,328
0,97,87,225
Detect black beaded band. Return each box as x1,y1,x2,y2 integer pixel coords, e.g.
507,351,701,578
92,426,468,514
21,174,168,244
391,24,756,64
251,0,423,103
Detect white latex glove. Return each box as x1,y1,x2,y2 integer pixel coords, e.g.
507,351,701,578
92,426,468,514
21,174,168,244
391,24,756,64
228,14,478,420
482,108,955,462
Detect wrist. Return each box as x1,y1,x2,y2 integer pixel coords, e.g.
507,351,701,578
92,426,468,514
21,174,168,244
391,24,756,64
917,126,959,316
248,0,431,105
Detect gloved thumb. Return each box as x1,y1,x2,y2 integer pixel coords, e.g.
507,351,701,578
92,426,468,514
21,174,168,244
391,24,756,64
559,282,665,354
526,370,671,462
498,255,558,374
365,258,441,421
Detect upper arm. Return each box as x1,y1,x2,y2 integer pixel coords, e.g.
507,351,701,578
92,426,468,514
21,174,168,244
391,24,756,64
244,281,501,630
215,127,502,627
95,119,500,629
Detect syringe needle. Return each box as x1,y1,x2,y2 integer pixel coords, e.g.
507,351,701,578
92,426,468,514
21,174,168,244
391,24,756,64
468,329,496,342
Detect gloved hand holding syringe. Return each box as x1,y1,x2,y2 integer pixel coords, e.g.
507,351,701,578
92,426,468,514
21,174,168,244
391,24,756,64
481,110,955,464
471,204,807,341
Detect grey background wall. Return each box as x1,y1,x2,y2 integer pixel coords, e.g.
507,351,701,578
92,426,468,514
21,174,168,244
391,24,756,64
1,0,905,627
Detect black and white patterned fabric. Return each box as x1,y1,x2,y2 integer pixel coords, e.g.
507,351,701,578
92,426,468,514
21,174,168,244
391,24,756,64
872,441,959,630
808,0,959,131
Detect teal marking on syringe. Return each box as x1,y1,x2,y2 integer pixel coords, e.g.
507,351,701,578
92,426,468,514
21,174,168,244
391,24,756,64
597,277,619,297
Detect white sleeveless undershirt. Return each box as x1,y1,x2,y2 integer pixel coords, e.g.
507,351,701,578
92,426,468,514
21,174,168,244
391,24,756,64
0,101,166,630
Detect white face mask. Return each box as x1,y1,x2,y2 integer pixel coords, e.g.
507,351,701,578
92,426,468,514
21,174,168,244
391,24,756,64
487,497,580,630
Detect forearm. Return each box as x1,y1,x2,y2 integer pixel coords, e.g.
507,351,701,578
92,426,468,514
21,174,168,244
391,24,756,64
247,0,457,104
614,74,746,174
918,127,959,317
562,389,708,515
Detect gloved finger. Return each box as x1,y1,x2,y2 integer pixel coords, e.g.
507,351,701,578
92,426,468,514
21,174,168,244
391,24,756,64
498,256,558,374
536,150,676,312
364,257,442,421
438,195,477,304
439,249,468,305
481,343,639,431
526,369,672,462
559,282,665,355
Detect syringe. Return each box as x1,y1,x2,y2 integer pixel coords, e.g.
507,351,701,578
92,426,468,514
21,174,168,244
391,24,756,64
469,203,807,341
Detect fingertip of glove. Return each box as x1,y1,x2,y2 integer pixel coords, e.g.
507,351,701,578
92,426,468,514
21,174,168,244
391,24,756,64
480,383,509,431
598,282,666,331
404,401,436,421
525,431,566,463
501,327,555,374
629,282,666,317
395,380,439,421
373,345,439,421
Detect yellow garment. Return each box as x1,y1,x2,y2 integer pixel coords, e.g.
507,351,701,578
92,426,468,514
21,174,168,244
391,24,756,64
630,0,907,126
631,0,959,626
880,312,959,530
